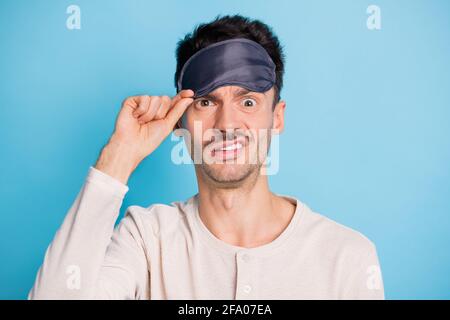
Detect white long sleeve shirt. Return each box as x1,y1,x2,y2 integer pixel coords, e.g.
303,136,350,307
29,166,384,299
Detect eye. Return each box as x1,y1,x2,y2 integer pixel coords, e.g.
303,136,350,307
242,98,257,107
196,99,214,107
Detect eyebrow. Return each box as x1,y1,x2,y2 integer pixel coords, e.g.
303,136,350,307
196,88,253,101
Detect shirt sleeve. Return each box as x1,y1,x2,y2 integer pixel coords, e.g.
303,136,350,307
340,241,385,300
28,166,149,299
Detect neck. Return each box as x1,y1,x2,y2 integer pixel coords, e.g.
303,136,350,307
196,167,295,248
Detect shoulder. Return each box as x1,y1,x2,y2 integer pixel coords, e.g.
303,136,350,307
297,200,378,258
120,195,196,237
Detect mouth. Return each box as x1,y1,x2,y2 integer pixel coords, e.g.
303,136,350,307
209,138,247,161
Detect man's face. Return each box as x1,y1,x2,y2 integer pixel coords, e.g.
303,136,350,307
180,85,285,188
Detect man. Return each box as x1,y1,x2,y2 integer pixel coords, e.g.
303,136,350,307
29,15,384,299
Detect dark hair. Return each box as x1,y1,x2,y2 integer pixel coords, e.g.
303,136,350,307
174,14,285,104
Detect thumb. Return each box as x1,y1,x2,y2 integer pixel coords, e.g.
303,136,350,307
165,97,193,130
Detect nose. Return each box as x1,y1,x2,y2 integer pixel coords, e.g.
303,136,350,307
214,103,241,132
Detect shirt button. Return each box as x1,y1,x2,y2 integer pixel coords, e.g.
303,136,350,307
243,285,252,294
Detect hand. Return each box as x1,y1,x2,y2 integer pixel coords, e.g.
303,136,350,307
94,90,194,184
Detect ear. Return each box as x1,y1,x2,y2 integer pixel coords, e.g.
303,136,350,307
272,100,286,134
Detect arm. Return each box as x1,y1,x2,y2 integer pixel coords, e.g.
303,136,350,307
341,242,385,300
29,90,194,299
28,166,148,299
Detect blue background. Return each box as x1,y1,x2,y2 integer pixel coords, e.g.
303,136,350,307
0,0,449,299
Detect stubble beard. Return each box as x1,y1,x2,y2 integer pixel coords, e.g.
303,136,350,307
197,133,271,190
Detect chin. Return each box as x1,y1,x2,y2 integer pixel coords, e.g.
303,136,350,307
200,163,259,187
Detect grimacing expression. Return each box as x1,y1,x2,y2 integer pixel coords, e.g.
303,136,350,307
180,85,284,188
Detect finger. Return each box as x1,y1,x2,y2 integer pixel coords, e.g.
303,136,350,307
122,96,140,111
154,95,172,120
132,95,151,118
165,96,193,130
170,89,195,108
138,96,161,124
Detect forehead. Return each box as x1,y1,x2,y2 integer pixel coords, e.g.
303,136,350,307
198,85,273,100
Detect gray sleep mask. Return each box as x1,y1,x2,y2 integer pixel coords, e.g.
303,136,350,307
177,38,276,98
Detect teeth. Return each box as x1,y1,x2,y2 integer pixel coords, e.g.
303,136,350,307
220,142,243,151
